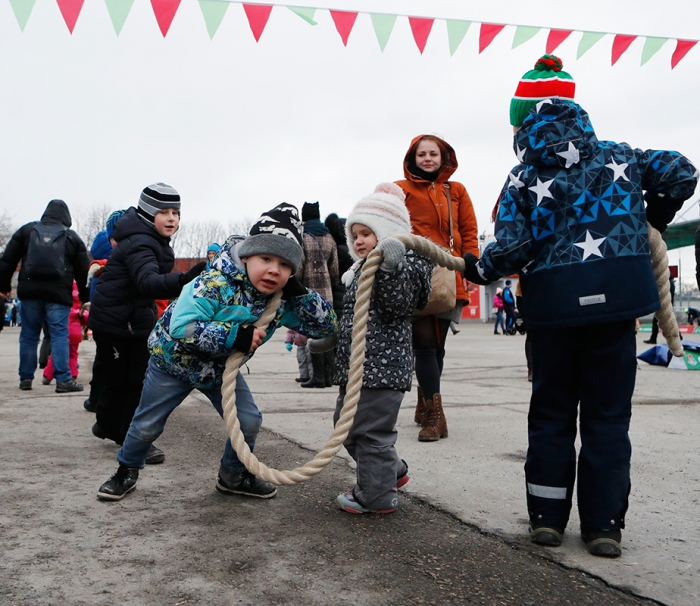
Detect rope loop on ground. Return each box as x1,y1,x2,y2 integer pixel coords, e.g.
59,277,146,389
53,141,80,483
219,230,679,485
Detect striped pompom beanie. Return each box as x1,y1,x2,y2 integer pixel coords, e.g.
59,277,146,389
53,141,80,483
510,55,575,128
137,183,181,225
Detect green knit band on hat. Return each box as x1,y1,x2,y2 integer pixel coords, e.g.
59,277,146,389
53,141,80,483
510,54,575,127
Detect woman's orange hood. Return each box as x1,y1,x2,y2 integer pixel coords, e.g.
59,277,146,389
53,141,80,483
403,135,459,183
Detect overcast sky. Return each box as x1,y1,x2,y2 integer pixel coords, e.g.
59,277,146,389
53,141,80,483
1,0,698,282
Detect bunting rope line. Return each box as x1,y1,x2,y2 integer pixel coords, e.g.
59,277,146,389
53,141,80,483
219,230,679,486
13,0,698,68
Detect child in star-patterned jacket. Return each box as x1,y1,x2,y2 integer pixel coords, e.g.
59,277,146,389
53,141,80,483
462,55,698,557
97,203,337,503
334,183,432,515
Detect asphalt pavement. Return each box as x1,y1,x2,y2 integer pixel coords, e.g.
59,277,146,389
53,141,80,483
1,321,698,605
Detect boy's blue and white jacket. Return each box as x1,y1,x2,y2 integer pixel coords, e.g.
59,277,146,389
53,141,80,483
148,237,337,389
478,99,698,329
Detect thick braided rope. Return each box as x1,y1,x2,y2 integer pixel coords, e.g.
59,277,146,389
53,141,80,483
219,229,678,485
218,235,462,486
647,223,684,357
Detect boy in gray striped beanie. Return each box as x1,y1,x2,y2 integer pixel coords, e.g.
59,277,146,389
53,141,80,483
137,183,181,225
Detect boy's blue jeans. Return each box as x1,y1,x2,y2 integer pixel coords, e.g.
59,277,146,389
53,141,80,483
19,299,71,383
118,359,261,473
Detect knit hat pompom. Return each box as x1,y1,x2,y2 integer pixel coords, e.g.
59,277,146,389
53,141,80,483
373,182,406,201
510,54,575,128
534,55,564,72
238,203,304,273
345,183,412,260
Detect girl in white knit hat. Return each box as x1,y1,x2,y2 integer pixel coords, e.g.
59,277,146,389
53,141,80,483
333,182,433,514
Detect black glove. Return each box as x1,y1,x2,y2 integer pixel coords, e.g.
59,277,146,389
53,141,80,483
645,194,684,235
233,325,255,353
180,261,207,286
282,276,307,299
462,253,491,286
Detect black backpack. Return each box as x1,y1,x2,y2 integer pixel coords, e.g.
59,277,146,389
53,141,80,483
24,223,68,280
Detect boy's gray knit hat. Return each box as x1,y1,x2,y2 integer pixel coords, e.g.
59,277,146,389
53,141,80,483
238,203,304,273
137,182,181,225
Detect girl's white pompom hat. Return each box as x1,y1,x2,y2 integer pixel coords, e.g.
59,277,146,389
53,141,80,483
346,182,412,259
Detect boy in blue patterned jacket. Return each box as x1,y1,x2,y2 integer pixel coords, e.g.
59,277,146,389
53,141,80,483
97,203,337,501
463,55,698,557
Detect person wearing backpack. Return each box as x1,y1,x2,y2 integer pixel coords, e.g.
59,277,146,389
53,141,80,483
0,199,90,392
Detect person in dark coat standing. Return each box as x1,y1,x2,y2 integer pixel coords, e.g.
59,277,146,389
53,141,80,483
462,55,698,558
296,202,339,388
324,213,353,314
0,199,89,392
88,184,205,463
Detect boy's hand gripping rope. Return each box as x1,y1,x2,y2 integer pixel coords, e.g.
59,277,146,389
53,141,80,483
219,230,679,486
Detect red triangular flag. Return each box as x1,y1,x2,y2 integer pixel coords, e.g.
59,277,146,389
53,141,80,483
546,29,573,53
243,4,272,42
408,17,434,54
611,34,637,65
150,0,181,37
671,39,698,69
479,23,506,53
329,10,358,46
56,0,84,34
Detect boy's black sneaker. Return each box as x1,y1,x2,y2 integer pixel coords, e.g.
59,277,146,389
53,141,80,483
83,398,96,412
216,468,277,499
581,528,622,558
97,465,139,501
145,444,165,465
56,379,84,393
529,524,565,547
19,379,32,391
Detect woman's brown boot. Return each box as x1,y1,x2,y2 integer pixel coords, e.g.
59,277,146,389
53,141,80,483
418,394,448,442
414,387,427,426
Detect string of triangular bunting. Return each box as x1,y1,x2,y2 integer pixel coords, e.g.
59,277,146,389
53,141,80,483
9,0,698,68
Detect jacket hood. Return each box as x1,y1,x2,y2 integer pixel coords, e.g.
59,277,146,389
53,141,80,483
40,199,72,227
403,135,458,183
513,100,597,169
210,236,247,276
112,207,169,244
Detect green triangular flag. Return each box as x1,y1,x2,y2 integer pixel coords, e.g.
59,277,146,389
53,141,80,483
288,7,317,26
198,0,228,39
370,13,396,52
9,0,37,32
104,0,134,36
640,36,669,66
446,20,471,56
577,31,606,58
512,25,540,49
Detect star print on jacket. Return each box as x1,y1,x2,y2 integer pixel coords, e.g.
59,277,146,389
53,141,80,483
479,99,698,329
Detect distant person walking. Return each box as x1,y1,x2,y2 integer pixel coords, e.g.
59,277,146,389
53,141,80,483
0,199,89,392
493,288,505,334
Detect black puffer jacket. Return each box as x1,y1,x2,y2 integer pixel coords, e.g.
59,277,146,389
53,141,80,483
88,207,184,338
333,249,432,391
0,200,90,307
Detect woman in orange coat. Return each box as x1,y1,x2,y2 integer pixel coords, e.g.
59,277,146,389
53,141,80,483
396,134,479,442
